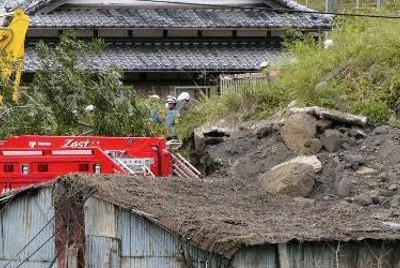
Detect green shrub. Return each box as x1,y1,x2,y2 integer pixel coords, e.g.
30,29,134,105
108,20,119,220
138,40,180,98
349,99,393,125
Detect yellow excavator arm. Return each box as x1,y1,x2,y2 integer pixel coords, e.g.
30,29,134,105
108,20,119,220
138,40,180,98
0,9,30,102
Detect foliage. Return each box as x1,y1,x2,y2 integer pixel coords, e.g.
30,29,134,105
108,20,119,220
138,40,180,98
0,32,155,138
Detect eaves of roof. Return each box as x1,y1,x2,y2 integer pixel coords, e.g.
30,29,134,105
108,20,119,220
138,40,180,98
29,8,332,29
24,42,282,73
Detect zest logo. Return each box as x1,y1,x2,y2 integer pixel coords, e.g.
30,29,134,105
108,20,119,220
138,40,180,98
62,139,92,148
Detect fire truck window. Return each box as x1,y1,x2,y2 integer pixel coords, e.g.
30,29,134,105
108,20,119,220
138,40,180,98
79,163,89,172
3,163,13,173
38,163,48,172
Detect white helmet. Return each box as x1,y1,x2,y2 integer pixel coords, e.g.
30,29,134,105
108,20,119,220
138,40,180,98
177,92,191,101
166,96,177,104
149,94,160,100
324,39,333,49
85,105,95,112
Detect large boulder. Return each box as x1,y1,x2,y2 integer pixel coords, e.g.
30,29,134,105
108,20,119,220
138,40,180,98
260,163,316,197
281,113,317,154
270,155,322,173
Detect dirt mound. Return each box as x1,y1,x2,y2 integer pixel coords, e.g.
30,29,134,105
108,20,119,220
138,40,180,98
194,107,400,209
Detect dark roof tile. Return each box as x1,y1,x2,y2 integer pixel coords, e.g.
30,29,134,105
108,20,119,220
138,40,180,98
30,8,331,29
24,42,281,73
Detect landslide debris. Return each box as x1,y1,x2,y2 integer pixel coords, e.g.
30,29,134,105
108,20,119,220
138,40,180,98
193,106,400,209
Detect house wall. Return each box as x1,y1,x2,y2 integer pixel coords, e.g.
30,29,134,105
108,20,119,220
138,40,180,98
0,188,56,267
84,197,228,268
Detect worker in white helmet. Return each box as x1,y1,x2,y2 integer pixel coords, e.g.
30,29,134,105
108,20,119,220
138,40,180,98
177,91,191,116
165,96,179,139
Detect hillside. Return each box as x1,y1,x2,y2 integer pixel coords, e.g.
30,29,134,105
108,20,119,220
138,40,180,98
174,4,400,236
178,2,400,141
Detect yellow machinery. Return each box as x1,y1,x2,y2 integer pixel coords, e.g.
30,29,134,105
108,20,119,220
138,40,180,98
0,9,30,101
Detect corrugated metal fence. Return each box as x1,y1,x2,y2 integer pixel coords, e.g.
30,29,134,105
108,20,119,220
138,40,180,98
84,196,400,268
0,188,56,268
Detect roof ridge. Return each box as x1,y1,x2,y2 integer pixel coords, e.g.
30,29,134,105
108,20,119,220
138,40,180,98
38,7,275,12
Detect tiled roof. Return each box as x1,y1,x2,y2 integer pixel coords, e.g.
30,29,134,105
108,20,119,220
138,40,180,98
2,0,57,13
30,8,331,29
24,42,281,72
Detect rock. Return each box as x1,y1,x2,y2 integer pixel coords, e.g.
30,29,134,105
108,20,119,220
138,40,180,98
320,129,342,152
373,125,390,135
288,106,368,127
356,166,378,175
353,194,374,206
314,107,368,127
281,113,317,154
336,177,353,197
288,106,317,115
348,128,367,139
293,197,315,206
271,155,322,173
316,119,333,131
260,163,315,197
193,121,232,152
299,138,322,155
344,153,364,165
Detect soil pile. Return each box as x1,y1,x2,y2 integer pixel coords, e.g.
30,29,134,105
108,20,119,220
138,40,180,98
194,106,400,209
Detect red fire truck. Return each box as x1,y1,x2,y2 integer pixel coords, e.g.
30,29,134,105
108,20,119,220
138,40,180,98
0,135,200,193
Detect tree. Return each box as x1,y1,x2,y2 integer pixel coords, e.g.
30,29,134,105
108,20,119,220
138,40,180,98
0,32,154,138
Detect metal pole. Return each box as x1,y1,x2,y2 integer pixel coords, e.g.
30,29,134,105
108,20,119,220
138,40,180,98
325,0,335,41
326,0,335,14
